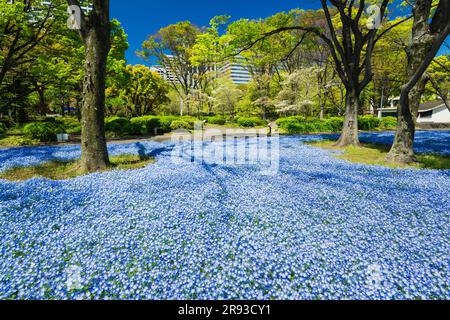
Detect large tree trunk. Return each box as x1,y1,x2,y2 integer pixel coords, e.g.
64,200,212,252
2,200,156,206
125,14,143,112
387,0,450,164
386,77,427,163
335,88,360,147
387,1,434,163
79,25,110,172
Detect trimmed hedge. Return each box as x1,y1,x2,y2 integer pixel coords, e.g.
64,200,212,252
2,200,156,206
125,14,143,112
206,116,227,125
170,120,192,131
326,117,344,132
23,122,65,142
358,115,381,131
105,116,200,136
236,117,267,128
276,117,344,134
158,116,178,133
381,116,397,129
105,117,131,136
130,116,160,135
276,115,396,134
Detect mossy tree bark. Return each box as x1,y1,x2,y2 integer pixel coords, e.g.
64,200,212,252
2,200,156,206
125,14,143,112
387,0,450,164
67,0,110,172
335,88,361,147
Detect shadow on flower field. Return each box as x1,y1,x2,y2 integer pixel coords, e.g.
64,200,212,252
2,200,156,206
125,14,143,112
0,131,449,300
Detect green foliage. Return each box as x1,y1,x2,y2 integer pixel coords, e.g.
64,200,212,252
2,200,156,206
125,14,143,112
0,123,6,139
158,116,179,133
206,116,227,125
123,122,143,136
105,117,131,136
105,115,200,137
276,118,304,133
236,117,267,128
53,117,81,134
0,136,39,147
277,115,396,134
108,64,169,117
23,121,65,142
140,21,210,96
380,116,398,129
211,78,244,118
358,116,381,131
276,116,344,134
326,117,345,132
180,116,200,129
130,116,160,135
170,120,192,131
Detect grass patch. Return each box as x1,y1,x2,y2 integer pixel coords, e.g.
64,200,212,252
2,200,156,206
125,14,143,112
0,154,156,181
0,135,40,147
307,140,450,170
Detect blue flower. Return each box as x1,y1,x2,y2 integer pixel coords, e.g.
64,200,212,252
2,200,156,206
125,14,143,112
0,131,449,300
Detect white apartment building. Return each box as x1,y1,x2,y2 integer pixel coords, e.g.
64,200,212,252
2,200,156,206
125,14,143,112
219,58,252,85
150,65,179,85
150,55,253,87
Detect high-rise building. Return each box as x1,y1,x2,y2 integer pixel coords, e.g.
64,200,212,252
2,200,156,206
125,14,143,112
150,64,179,84
21,1,93,23
219,58,252,85
150,55,217,87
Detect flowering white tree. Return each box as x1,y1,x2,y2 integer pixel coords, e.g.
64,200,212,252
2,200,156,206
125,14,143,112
275,68,319,118
211,79,244,117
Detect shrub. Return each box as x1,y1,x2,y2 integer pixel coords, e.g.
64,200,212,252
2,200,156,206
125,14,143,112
276,116,344,134
52,117,81,134
325,117,344,132
0,119,13,129
279,120,305,134
158,116,178,133
0,123,6,139
130,116,160,135
124,122,144,136
105,117,131,136
170,120,191,131
358,115,381,131
276,117,298,128
236,117,267,128
381,116,397,129
23,122,65,142
206,116,226,125
180,116,200,129
0,136,39,147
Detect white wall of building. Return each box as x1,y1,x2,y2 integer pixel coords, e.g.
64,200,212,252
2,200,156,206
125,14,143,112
417,105,450,123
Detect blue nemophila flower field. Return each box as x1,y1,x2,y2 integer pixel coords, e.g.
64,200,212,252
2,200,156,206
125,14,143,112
0,131,449,300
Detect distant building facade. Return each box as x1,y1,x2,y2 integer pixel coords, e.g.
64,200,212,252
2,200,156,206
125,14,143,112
377,98,450,124
150,56,253,87
150,65,179,84
218,60,252,85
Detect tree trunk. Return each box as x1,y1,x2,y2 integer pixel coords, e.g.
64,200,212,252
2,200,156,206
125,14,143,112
37,87,48,116
386,77,427,163
386,0,438,164
335,88,360,147
319,86,324,120
79,27,110,172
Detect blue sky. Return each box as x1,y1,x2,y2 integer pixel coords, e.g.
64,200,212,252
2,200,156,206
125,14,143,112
110,0,448,66
110,0,322,65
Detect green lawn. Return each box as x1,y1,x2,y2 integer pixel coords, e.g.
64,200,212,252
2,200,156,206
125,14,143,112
0,154,156,181
307,140,450,170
